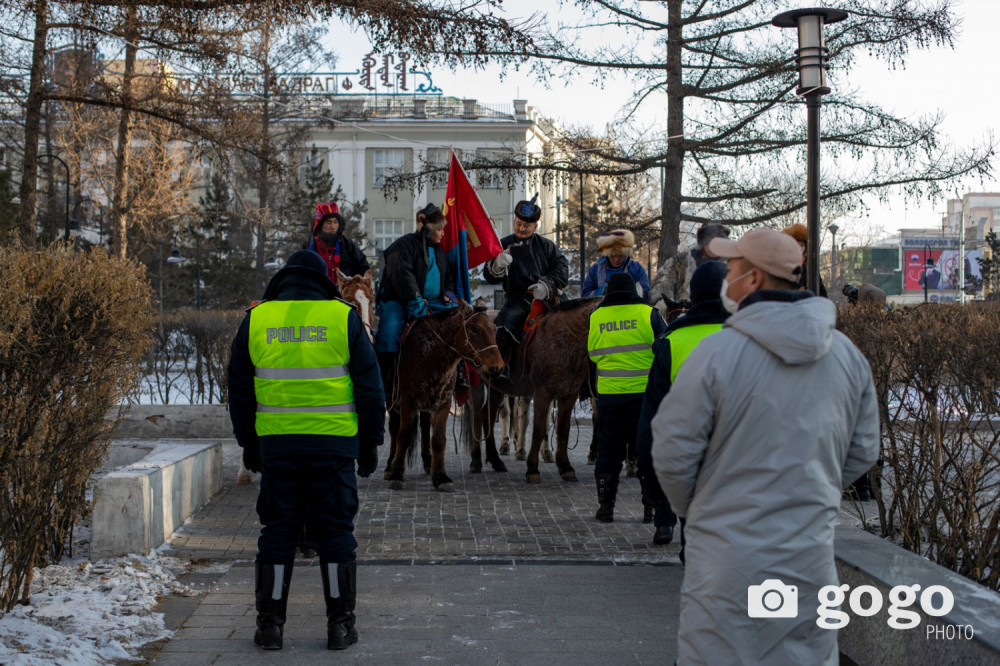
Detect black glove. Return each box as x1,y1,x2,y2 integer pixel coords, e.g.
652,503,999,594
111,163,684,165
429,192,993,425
357,445,378,478
242,443,261,474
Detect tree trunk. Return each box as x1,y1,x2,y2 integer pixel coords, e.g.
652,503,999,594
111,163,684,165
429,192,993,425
658,0,684,263
255,55,273,295
111,8,139,259
18,0,49,248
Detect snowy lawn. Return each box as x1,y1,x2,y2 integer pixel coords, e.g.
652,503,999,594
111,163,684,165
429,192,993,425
0,549,199,664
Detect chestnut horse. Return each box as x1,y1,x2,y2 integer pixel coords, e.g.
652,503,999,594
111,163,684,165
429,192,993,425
478,298,602,483
384,303,505,491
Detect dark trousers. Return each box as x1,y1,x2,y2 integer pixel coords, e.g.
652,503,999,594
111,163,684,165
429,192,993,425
494,294,533,342
257,455,359,564
594,396,644,477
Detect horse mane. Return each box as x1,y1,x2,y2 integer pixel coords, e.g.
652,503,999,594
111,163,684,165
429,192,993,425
553,296,602,312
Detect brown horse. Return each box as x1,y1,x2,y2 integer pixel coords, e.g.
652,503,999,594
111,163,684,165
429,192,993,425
479,298,602,483
384,303,505,491
336,269,375,341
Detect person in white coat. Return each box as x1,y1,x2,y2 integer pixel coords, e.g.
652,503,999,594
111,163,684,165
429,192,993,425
651,227,880,666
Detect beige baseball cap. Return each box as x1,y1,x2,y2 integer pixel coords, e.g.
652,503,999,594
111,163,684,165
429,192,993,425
707,227,803,283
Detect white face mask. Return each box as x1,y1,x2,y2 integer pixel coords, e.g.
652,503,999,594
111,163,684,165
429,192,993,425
720,270,753,314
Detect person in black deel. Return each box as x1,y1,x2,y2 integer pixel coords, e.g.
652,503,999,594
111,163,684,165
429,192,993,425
228,249,385,651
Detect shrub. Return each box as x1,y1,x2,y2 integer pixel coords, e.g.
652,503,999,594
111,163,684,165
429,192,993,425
839,303,1000,591
0,245,153,610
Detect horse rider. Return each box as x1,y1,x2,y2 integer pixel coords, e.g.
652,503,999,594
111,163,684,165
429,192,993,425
649,222,729,318
587,272,667,523
635,261,729,550
227,249,385,651
483,196,569,364
374,203,464,404
582,229,651,301
310,201,372,283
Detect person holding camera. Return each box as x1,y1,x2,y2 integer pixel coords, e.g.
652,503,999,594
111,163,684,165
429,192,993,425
651,228,880,665
484,196,569,360
227,250,385,651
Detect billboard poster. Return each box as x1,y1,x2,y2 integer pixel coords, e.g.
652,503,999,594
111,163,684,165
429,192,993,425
904,249,983,292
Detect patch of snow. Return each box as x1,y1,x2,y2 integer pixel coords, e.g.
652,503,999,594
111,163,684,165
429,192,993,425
0,552,196,665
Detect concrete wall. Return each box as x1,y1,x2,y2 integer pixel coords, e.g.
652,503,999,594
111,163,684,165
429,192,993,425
835,527,1000,665
111,404,232,439
91,440,223,560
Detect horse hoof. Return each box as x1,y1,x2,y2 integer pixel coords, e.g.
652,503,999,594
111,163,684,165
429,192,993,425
469,463,483,474
499,444,510,455
423,466,431,475
541,451,554,464
560,469,578,482
489,460,508,473
514,450,526,461
525,473,541,484
388,479,405,490
435,482,455,493
383,470,392,481
236,472,251,485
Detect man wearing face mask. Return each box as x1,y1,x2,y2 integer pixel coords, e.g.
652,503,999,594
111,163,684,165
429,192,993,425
310,202,371,284
650,227,880,666
484,196,569,361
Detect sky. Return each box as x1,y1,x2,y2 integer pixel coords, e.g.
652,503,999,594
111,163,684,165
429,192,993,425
325,0,999,245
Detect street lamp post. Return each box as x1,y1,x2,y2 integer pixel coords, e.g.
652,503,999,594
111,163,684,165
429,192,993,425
923,243,932,304
38,153,71,242
773,8,848,295
827,223,839,289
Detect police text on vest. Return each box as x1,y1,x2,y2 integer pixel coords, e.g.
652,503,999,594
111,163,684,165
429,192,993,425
266,326,328,343
598,319,638,333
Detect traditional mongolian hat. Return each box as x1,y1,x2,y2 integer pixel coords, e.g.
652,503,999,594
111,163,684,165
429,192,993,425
598,229,635,257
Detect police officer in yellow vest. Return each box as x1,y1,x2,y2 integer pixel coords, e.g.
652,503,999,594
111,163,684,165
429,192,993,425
228,250,385,651
587,272,667,522
635,261,729,549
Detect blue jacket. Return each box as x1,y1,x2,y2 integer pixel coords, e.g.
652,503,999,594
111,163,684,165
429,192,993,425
583,257,650,301
228,271,385,462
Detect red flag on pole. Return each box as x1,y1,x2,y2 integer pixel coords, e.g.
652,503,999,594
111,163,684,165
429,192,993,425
441,151,503,268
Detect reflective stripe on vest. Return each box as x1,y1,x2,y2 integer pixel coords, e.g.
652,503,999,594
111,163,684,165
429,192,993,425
587,303,656,394
248,300,358,437
667,323,724,383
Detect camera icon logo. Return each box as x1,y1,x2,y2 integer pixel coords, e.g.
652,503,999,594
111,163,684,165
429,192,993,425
747,579,798,618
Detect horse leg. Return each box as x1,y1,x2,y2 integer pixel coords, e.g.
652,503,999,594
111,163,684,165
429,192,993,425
429,403,454,492
420,411,432,475
237,458,253,484
555,394,578,482
513,396,530,461
525,391,552,484
466,391,483,474
541,406,554,464
383,407,401,480
483,386,507,473
386,408,417,490
498,394,511,455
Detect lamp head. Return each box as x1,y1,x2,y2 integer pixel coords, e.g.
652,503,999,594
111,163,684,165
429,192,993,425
773,8,848,96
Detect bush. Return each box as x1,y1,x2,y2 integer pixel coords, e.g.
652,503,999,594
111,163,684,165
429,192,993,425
839,303,1000,591
0,245,153,610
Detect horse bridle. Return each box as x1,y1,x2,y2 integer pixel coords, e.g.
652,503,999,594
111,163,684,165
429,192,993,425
422,309,499,369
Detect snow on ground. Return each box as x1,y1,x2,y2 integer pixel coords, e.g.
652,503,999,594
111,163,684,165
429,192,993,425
0,549,198,665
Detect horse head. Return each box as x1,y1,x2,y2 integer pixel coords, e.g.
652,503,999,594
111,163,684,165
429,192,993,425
337,269,375,342
452,301,504,378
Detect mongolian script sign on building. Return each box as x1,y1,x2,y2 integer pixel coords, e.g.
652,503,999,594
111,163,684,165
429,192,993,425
173,51,443,97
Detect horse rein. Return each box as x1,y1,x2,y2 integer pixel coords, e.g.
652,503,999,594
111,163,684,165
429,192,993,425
420,310,499,369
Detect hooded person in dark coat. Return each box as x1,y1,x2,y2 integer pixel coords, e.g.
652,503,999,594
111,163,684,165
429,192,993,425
635,261,730,549
310,202,371,284
227,249,384,652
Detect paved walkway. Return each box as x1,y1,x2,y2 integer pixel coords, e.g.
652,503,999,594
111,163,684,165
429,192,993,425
146,418,685,664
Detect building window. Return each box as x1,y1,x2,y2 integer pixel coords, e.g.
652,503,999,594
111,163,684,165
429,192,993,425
427,148,453,190
373,218,406,253
476,149,505,189
373,149,404,187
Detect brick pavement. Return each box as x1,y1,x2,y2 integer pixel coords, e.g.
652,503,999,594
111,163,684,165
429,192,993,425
149,418,685,663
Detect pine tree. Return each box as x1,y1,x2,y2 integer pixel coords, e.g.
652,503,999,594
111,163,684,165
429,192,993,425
197,172,257,309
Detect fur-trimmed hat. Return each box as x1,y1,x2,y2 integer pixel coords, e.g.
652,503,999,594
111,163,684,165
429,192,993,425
514,199,541,223
417,203,447,232
782,223,808,245
598,229,635,257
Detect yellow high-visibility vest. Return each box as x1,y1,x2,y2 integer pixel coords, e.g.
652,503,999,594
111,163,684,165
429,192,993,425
587,303,656,395
248,299,358,437
666,323,724,382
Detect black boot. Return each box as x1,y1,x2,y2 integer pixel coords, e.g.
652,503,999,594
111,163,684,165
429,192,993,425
455,361,470,392
595,474,619,523
653,526,674,545
254,562,292,650
321,560,358,650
